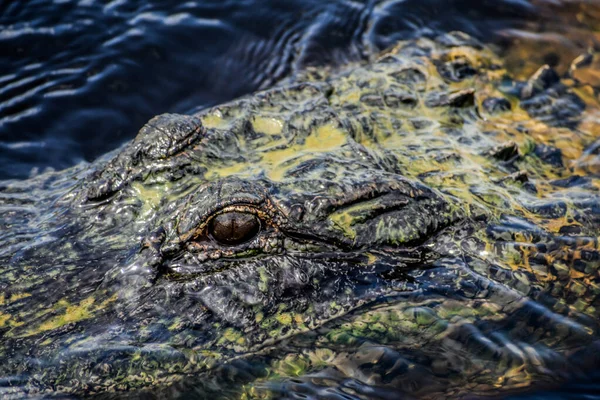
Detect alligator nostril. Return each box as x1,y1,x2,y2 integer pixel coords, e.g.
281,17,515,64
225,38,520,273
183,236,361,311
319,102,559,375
136,113,204,160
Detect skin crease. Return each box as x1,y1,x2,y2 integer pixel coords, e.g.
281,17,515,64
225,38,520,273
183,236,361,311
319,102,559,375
0,32,599,399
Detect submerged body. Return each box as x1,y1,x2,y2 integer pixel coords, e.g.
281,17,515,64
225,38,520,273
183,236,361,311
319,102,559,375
1,32,599,399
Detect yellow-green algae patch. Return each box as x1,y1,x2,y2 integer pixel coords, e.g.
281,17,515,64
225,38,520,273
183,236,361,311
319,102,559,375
205,162,252,181
17,295,116,338
252,116,283,135
262,121,348,181
275,312,292,325
305,122,347,149
131,181,164,218
200,110,228,129
206,121,348,182
9,292,31,302
0,292,32,305
0,313,11,328
218,327,247,347
329,211,357,240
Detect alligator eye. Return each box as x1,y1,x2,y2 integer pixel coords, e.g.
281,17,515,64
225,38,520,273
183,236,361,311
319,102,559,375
209,211,261,246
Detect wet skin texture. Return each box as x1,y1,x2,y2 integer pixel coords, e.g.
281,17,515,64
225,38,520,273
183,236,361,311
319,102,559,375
1,32,600,399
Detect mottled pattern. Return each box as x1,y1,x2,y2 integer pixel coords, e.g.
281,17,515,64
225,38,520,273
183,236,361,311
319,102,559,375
1,32,599,399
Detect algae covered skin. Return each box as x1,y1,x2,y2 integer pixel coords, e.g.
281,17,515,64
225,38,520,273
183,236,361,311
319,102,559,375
1,32,599,399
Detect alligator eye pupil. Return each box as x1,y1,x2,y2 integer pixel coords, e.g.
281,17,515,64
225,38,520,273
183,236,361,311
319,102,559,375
209,212,260,245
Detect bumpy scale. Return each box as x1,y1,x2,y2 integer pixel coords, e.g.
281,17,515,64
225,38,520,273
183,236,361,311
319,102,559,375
1,32,599,399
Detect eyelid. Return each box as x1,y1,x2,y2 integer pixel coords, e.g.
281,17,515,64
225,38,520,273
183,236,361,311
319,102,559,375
208,205,270,226
177,193,283,244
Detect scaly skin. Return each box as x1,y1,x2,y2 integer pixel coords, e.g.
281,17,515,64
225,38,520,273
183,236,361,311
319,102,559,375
0,32,599,399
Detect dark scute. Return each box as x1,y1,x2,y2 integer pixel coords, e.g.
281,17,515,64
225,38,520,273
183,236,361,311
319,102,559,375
383,90,418,109
583,139,600,156
515,64,585,128
360,93,385,108
410,118,434,129
447,89,475,108
551,175,593,188
572,198,600,216
209,212,261,246
482,97,512,114
520,91,585,128
86,177,120,202
389,68,426,85
137,113,204,160
377,54,400,64
525,200,567,218
520,65,560,100
559,225,582,235
488,141,519,162
496,170,529,185
436,57,477,82
534,144,563,168
425,89,475,108
570,53,595,72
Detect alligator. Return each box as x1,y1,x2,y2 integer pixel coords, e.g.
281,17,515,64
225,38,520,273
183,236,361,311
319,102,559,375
1,32,599,399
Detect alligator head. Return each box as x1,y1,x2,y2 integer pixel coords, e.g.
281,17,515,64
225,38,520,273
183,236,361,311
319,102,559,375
1,32,599,399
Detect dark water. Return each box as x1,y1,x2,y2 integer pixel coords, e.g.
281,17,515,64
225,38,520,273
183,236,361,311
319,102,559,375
3,0,597,180
504,382,600,400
